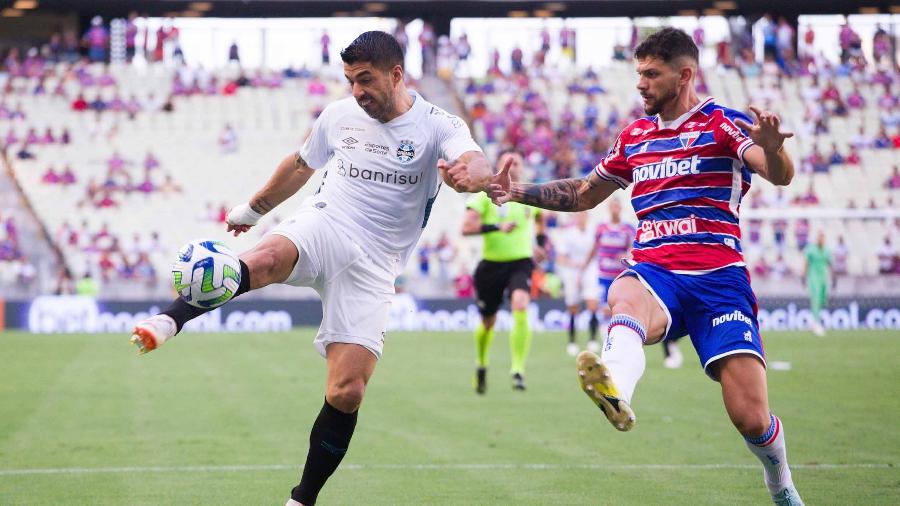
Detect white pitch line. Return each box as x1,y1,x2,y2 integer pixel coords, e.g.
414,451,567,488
0,463,891,477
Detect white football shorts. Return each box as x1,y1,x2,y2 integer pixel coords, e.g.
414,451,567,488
560,264,600,306
269,205,395,359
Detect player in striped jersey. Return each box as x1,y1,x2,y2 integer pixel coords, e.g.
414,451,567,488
489,28,803,506
590,199,635,352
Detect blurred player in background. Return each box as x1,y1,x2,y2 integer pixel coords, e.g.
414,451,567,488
556,211,601,356
462,150,538,393
490,28,804,505
803,230,832,336
129,31,496,506
591,198,635,351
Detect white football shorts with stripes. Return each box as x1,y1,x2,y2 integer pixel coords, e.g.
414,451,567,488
269,205,395,359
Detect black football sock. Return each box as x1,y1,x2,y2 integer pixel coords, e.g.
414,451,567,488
291,399,359,506
568,313,576,343
161,259,251,333
588,312,599,342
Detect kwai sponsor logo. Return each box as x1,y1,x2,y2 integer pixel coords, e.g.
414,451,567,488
639,217,697,241
632,155,701,182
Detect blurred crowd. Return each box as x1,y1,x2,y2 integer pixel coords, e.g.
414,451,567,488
0,13,898,299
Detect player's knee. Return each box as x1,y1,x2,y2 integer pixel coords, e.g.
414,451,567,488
326,379,367,413
510,290,530,311
244,247,282,287
731,408,771,438
482,314,497,330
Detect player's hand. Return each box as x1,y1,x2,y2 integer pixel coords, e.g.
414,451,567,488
487,156,513,206
533,245,548,264
438,158,479,193
225,203,263,237
499,222,517,233
734,105,794,153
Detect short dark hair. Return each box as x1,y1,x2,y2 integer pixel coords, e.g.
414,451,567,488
634,27,699,65
340,31,404,71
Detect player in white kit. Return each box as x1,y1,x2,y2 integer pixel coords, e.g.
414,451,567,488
556,211,601,356
128,32,495,506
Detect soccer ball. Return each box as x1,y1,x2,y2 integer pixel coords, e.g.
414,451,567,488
172,239,242,309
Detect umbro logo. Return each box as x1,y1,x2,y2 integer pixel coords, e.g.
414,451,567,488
342,137,358,145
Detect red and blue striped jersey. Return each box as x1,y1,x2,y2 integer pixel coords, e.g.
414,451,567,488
595,222,636,279
593,97,756,273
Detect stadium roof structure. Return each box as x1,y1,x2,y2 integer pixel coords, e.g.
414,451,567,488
9,0,899,20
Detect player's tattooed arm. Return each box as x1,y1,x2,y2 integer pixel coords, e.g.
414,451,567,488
248,151,316,215
509,171,619,212
250,196,275,214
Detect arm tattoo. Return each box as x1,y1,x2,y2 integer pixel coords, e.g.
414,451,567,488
250,196,274,214
510,176,598,211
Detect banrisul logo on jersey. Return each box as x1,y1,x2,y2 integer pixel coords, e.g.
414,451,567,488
396,140,415,163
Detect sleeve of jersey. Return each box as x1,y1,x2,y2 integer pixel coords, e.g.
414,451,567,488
718,113,755,166
593,132,631,189
297,106,333,169
438,115,483,161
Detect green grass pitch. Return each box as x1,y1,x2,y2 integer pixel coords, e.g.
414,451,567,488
1,329,898,505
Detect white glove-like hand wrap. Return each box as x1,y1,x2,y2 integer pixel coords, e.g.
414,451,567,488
226,203,264,227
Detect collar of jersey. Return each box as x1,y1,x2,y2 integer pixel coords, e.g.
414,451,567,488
655,96,714,131
379,91,419,125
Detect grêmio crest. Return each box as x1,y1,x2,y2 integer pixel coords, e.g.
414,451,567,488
396,140,415,163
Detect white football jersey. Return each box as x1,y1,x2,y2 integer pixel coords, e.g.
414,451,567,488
298,92,481,273
558,226,596,267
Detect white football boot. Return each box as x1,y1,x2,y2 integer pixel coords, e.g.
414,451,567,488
130,314,177,354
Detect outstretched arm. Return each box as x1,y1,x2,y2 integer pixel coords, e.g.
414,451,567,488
735,105,795,186
490,170,620,212
227,152,315,236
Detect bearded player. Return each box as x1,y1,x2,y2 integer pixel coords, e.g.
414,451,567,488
489,28,803,506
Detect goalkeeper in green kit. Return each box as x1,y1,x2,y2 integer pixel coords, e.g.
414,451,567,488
803,230,832,337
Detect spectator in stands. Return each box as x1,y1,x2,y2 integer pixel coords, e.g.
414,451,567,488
874,127,892,149
804,144,828,173
877,236,898,274
454,270,474,298
827,143,844,165
158,174,182,194
417,242,430,277
15,142,35,160
60,164,76,185
771,253,791,279
143,151,160,172
82,16,109,63
320,30,330,65
54,266,74,295
888,166,900,190
96,190,118,208
218,123,238,153
795,218,811,250
850,125,872,150
71,93,88,111
41,166,61,184
773,218,787,252
845,146,861,165
124,12,138,62
832,235,849,277
847,86,865,109
60,128,70,145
